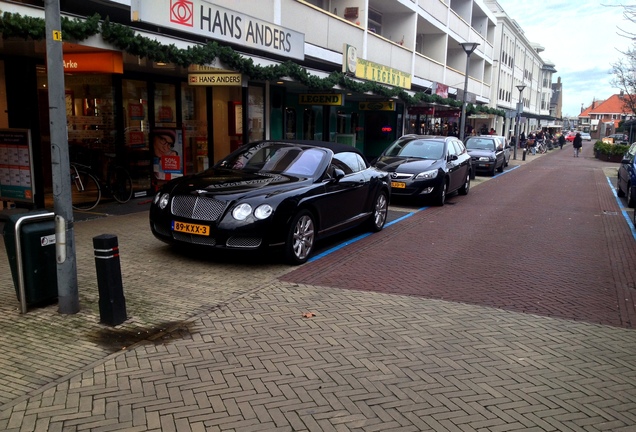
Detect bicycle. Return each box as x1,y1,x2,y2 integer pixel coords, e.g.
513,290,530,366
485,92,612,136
536,139,548,154
70,157,133,211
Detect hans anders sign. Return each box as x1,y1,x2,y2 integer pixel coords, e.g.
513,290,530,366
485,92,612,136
188,73,243,86
131,0,305,61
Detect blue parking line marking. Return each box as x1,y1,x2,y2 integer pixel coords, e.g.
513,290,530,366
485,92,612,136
494,164,520,177
308,205,428,262
605,176,636,240
308,232,372,262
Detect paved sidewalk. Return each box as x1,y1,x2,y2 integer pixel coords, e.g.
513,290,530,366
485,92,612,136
0,142,635,431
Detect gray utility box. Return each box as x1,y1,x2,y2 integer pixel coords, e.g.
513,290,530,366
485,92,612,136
3,211,58,306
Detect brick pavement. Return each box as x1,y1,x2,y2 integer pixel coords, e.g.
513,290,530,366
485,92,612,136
0,142,635,431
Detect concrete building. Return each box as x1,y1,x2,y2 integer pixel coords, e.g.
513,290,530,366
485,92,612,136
484,0,557,139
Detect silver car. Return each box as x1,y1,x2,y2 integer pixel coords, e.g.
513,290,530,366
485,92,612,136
580,132,592,141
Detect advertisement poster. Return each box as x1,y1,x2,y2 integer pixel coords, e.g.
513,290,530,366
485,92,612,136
0,129,34,203
152,128,183,183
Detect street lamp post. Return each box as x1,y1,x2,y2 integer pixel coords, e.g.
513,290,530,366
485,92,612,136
513,84,526,160
458,42,480,142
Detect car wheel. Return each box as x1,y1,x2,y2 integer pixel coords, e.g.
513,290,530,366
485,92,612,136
434,179,447,206
458,172,470,195
628,184,636,208
497,160,504,173
285,210,315,265
490,164,497,176
617,176,626,197
367,190,388,232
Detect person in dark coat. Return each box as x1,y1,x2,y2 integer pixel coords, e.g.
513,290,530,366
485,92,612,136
558,133,566,149
573,132,583,157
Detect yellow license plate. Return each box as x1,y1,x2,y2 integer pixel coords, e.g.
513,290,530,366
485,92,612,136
391,181,406,189
172,221,210,236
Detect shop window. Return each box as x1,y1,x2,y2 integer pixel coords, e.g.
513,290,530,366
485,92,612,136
249,86,265,141
182,84,208,173
285,107,296,139
122,79,151,192
351,112,360,140
337,110,347,134
154,83,177,128
303,109,315,140
63,74,116,192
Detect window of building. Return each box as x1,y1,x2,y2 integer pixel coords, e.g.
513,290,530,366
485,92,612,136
248,86,265,141
122,79,151,191
368,8,382,34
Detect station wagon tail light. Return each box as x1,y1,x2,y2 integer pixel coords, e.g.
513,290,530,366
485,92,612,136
414,169,438,180
158,193,170,210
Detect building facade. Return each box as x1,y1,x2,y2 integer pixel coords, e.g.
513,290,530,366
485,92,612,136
578,93,636,140
484,0,557,140
0,0,553,210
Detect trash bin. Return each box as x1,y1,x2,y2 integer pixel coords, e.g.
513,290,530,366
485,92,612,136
3,210,58,307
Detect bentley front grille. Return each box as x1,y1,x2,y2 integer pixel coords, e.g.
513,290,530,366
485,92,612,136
171,195,227,222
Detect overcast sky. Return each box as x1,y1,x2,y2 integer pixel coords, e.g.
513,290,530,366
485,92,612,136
495,0,633,117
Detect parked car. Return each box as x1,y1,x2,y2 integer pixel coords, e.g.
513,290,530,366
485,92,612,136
580,132,592,141
617,142,636,207
491,135,512,166
373,135,471,206
149,140,391,265
608,133,629,144
565,132,577,142
464,135,507,175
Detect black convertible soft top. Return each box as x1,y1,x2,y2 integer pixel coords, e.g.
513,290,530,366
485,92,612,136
254,139,365,157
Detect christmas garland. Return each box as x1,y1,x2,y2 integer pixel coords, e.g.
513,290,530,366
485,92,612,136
0,11,505,117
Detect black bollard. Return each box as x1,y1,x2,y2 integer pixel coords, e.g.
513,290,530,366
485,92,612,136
522,148,527,161
93,234,127,326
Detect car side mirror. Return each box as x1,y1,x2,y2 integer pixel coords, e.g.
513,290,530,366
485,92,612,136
331,168,345,181
622,157,630,164
447,154,458,161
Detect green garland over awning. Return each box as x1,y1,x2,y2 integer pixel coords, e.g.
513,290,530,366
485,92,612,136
0,11,505,117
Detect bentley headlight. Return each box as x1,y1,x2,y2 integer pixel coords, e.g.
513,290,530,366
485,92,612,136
158,193,170,210
232,203,252,221
414,169,438,180
254,204,273,220
153,192,161,204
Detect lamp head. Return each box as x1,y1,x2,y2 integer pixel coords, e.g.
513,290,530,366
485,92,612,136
459,42,480,55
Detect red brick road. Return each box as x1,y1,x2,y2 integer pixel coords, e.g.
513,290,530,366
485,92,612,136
283,144,636,328
1,143,635,431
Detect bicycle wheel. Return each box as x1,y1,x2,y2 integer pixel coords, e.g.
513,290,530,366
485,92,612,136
110,165,133,203
71,171,101,210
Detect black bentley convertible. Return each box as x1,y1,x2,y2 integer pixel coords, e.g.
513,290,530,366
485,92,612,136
149,140,391,264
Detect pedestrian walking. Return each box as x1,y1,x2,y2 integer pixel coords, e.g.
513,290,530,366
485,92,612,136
573,132,582,157
558,133,566,149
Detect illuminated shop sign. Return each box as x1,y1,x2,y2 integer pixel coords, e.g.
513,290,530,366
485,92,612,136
342,44,411,90
131,0,305,60
62,52,123,74
188,73,243,86
299,94,343,106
